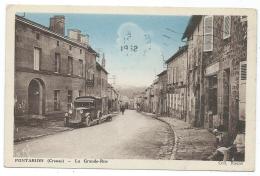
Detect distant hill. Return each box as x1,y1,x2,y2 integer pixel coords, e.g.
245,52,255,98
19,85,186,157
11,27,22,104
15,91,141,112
115,85,146,99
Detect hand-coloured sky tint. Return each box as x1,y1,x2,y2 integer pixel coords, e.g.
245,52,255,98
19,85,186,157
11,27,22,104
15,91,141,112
18,13,190,87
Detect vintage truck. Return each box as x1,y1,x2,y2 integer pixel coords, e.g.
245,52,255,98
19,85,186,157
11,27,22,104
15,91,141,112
64,96,112,127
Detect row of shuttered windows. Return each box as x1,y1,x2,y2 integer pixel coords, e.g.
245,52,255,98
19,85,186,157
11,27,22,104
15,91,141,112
33,47,84,77
166,93,185,111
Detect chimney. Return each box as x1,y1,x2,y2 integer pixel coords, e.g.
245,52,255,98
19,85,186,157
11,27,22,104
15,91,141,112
49,15,65,35
80,34,89,45
68,29,81,42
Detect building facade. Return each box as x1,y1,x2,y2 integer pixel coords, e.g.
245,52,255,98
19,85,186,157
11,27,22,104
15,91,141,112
152,79,159,114
107,84,120,112
181,16,204,126
95,62,109,115
202,15,247,140
166,46,188,121
14,15,98,119
182,15,247,140
157,70,167,115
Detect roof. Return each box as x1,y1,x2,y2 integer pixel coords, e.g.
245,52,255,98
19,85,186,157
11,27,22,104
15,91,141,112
153,78,159,84
157,70,167,77
182,15,202,40
96,62,109,74
165,45,188,64
16,15,97,55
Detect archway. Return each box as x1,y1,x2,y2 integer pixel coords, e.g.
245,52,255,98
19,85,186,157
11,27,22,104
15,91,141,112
28,78,46,115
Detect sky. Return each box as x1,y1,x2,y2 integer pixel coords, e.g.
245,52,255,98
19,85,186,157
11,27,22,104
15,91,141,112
18,13,190,87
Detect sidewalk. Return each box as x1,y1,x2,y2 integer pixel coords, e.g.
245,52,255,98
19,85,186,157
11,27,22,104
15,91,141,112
14,117,72,143
157,116,216,160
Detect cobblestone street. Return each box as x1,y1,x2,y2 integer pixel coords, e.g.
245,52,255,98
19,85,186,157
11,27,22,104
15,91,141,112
157,116,216,160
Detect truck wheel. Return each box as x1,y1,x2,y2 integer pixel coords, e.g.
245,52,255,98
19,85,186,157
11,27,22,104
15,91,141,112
106,116,111,122
98,114,102,124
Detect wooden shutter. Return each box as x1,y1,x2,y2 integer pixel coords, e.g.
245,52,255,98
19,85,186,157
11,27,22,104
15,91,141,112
239,61,247,121
223,16,231,39
203,16,213,52
34,47,40,70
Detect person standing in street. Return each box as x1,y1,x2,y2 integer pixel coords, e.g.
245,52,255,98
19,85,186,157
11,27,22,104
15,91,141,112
120,104,125,115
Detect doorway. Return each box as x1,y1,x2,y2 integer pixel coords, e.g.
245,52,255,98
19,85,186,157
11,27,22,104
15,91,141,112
28,78,45,115
208,75,218,128
223,69,230,131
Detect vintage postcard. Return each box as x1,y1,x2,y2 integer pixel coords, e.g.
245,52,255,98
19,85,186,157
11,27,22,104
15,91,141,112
4,5,256,171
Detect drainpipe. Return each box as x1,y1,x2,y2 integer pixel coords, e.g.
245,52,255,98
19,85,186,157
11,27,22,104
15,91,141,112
182,39,188,123
185,46,188,122
198,19,204,127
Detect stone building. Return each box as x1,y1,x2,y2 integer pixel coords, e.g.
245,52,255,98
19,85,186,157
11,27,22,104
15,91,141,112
14,15,98,119
107,84,119,112
152,78,159,114
165,45,188,121
181,16,204,126
157,70,167,115
182,15,247,139
134,92,146,111
95,62,109,115
144,86,152,113
202,15,247,140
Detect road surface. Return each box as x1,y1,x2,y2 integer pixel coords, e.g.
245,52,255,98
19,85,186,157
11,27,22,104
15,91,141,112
14,110,174,159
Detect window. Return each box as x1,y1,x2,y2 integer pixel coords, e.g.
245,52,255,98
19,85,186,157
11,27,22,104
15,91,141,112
54,90,60,111
223,16,231,39
203,16,213,52
33,47,41,70
79,59,83,76
88,70,94,80
69,45,72,50
68,56,73,75
68,90,73,103
54,53,61,73
78,90,82,97
36,33,40,40
67,90,73,110
80,49,82,54
57,41,60,46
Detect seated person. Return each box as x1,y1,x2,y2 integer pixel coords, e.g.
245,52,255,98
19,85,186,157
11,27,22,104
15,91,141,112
232,120,245,161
